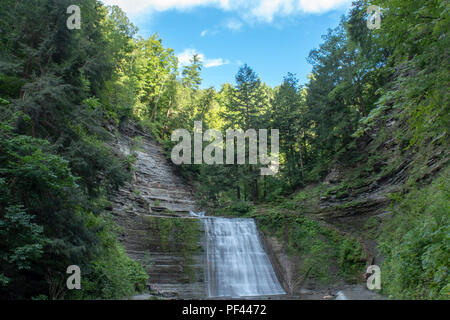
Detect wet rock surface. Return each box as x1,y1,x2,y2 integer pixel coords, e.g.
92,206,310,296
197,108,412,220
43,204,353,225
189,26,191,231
259,231,384,300
108,123,206,299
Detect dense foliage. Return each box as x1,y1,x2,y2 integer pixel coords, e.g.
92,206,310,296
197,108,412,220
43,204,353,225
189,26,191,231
0,0,148,299
379,168,449,299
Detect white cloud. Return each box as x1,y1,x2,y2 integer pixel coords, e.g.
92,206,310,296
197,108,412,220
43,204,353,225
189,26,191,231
101,0,352,20
298,0,350,13
101,0,229,14
224,18,243,31
200,26,220,38
200,29,219,37
177,49,229,68
177,49,204,66
249,0,294,22
246,0,351,22
204,58,230,68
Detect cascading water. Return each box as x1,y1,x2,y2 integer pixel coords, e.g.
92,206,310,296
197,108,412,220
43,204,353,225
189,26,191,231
191,212,285,298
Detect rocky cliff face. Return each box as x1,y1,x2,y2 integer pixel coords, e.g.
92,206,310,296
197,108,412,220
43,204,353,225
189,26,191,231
313,110,447,265
108,122,206,299
257,108,447,299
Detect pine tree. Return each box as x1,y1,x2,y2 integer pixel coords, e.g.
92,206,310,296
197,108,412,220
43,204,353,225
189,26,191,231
182,54,202,90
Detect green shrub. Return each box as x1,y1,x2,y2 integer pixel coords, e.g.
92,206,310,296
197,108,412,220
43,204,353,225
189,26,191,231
231,200,251,214
70,214,148,300
379,168,450,299
0,117,146,299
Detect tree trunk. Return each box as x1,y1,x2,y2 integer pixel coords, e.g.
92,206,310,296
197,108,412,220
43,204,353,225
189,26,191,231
151,77,168,121
250,166,257,202
263,176,267,200
299,135,305,179
251,181,257,203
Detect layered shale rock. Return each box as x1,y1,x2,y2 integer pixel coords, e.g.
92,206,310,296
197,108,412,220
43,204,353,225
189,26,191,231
108,122,206,299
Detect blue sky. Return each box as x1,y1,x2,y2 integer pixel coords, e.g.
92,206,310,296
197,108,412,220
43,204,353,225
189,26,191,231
101,0,353,89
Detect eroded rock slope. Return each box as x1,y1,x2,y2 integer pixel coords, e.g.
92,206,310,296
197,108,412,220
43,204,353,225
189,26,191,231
108,123,206,299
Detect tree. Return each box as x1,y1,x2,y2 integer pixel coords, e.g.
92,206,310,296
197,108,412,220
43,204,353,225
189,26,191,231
0,1,148,299
223,64,267,131
371,0,450,144
221,65,269,202
133,35,177,121
182,54,202,90
271,73,308,188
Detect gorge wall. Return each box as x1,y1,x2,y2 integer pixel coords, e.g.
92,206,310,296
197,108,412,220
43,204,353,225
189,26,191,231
255,108,447,299
108,122,206,299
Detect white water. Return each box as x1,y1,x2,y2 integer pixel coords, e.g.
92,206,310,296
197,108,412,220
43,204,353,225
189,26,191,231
199,216,285,298
335,291,348,300
190,211,206,218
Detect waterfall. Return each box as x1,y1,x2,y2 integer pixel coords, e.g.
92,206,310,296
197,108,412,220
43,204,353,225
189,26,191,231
194,213,285,298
